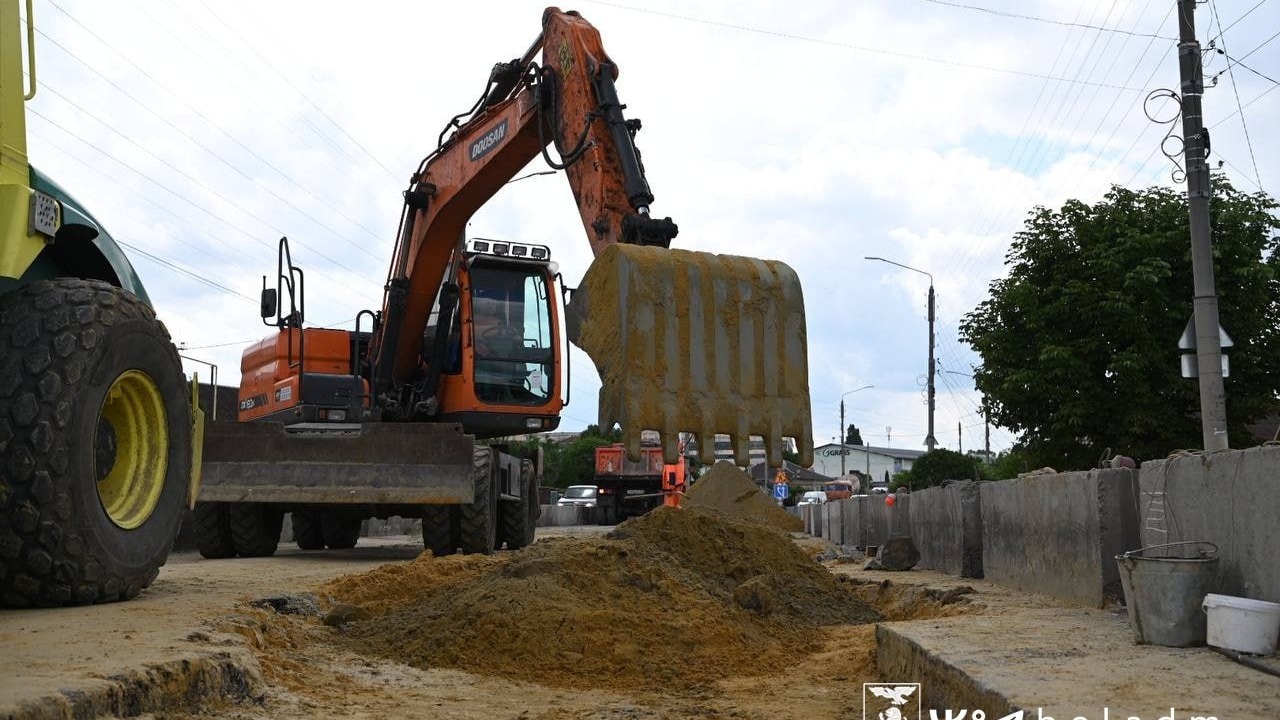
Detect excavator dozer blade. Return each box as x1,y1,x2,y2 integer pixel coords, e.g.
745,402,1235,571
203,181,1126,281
567,244,813,468
199,421,475,504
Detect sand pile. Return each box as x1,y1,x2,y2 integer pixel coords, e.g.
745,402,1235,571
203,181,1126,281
321,506,878,691
684,461,803,532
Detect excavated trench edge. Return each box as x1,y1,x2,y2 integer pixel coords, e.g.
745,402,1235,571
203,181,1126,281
875,624,1018,715
1,650,264,720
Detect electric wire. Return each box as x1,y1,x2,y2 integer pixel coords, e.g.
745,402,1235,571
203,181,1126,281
39,0,392,249
30,26,383,267
580,0,1145,90
917,0,1176,40
1209,0,1266,192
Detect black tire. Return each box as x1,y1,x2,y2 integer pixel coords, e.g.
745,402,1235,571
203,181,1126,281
0,279,191,607
320,509,361,550
193,502,235,559
421,505,458,557
229,504,282,557
500,459,539,550
291,509,324,550
458,446,498,554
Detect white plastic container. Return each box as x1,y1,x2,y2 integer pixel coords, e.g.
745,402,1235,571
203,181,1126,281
1202,593,1280,655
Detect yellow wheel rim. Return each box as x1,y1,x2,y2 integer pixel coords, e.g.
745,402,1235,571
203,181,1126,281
96,370,169,529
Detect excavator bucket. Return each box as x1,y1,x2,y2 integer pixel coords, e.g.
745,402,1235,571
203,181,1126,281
567,244,813,468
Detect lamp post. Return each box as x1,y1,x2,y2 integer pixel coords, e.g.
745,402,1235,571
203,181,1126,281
840,385,874,477
866,256,936,452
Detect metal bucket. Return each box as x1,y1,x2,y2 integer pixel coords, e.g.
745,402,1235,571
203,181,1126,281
1116,541,1219,647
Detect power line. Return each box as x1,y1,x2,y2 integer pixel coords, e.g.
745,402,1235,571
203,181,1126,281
40,0,392,249
1207,0,1264,192
1209,0,1273,44
580,0,1146,90
918,0,1176,40
31,25,384,265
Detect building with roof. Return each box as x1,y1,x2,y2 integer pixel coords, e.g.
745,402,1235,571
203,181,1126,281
809,442,925,483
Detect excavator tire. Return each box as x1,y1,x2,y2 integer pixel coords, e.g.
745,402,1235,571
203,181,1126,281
458,446,497,554
500,459,538,550
290,509,325,550
229,504,282,558
421,505,458,557
320,510,361,550
0,280,190,607
194,502,236,559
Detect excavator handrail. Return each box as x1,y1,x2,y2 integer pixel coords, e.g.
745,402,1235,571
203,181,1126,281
22,0,34,100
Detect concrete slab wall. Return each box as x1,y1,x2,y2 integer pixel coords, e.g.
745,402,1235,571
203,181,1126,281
825,501,846,545
841,500,859,548
908,481,984,578
980,469,1139,607
854,494,911,548
1138,446,1280,603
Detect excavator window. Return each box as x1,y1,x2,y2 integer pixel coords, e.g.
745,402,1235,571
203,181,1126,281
469,262,554,406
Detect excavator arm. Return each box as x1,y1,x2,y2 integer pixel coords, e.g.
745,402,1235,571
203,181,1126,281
372,7,813,467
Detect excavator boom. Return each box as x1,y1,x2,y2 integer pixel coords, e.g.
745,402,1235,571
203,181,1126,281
372,7,813,466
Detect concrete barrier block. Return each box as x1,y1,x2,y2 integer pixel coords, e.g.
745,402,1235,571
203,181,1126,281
1138,446,1280,603
825,501,844,545
841,499,860,548
980,469,1139,607
909,481,984,578
861,496,889,548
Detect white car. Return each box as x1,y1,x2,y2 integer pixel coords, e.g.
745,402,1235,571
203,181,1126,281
796,491,827,506
557,485,599,508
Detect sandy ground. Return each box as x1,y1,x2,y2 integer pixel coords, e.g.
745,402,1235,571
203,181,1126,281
3,526,1277,720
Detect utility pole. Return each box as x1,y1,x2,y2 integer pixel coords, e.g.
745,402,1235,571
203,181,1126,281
1177,0,1229,451
958,420,962,454
984,407,990,459
865,256,936,452
840,385,873,477
926,283,937,452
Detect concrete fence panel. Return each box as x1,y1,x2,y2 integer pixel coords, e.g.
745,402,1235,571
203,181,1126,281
1138,446,1280,603
908,481,984,578
980,469,1139,607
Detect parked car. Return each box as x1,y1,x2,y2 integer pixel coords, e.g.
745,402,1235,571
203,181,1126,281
556,485,599,508
797,490,828,506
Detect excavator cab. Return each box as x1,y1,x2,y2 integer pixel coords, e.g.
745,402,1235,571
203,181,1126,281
436,239,564,436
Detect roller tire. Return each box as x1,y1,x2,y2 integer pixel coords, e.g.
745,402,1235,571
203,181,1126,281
421,505,458,557
320,510,361,550
500,459,539,550
291,509,324,550
229,504,282,557
193,502,235,559
0,279,191,607
458,446,498,554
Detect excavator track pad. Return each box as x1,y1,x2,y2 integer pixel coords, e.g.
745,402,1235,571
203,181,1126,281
199,421,474,504
567,244,813,468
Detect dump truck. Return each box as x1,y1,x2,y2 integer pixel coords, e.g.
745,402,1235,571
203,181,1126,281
197,6,813,558
0,0,201,607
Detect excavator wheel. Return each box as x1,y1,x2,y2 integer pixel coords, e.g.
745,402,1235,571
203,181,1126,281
0,280,190,606
193,502,236,559
320,509,361,550
458,446,498,554
421,505,458,557
500,459,538,550
229,504,282,557
290,509,325,550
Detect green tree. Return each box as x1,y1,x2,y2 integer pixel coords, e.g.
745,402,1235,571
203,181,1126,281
891,449,982,490
845,424,864,446
540,424,620,488
960,178,1280,470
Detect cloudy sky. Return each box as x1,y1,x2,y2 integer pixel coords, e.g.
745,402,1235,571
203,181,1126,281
19,0,1278,457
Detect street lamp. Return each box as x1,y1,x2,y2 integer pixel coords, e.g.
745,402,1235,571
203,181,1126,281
840,385,873,477
865,256,937,452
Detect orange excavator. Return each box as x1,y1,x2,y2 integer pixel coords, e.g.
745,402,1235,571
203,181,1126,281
197,7,813,558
